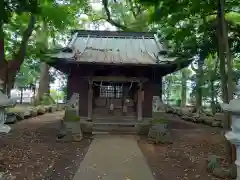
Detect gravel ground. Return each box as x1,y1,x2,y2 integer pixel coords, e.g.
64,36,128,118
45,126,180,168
0,112,91,180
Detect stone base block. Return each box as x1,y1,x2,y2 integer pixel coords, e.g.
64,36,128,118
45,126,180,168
81,122,93,133
57,121,83,142
73,134,83,142
50,105,57,113
136,123,151,135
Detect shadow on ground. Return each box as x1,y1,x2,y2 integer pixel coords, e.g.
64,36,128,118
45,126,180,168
0,112,91,180
138,113,229,180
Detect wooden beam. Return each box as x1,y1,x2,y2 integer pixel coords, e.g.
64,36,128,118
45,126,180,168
137,82,143,121
91,76,148,83
87,79,93,120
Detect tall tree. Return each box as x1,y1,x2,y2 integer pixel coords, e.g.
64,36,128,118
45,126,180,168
0,0,90,94
181,68,192,107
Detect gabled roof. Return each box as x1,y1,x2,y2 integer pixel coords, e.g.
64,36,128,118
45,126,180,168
47,30,177,65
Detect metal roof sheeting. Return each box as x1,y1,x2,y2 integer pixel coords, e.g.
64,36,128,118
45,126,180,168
49,31,176,65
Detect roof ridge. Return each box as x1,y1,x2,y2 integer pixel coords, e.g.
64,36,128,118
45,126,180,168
71,30,156,38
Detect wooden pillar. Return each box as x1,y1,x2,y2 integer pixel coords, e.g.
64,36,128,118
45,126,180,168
137,82,143,121
88,79,93,120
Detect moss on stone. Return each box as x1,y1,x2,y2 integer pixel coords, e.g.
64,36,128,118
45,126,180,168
28,107,38,117
150,118,168,124
41,94,55,105
136,123,151,135
15,112,25,120
64,108,80,122
50,105,57,112
23,110,32,118
207,155,221,173
57,104,65,111
34,94,55,106
44,105,51,112
36,105,46,115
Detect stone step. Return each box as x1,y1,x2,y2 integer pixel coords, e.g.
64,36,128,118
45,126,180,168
92,123,137,134
93,121,137,125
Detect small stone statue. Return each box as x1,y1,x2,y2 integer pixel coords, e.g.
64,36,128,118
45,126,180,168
236,79,240,97
0,79,16,133
216,79,240,180
57,93,82,142
148,119,172,144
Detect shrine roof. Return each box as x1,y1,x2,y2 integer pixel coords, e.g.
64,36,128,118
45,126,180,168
47,30,179,65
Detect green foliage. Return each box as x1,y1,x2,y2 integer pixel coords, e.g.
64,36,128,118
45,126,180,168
34,93,55,106
207,155,221,173
3,0,240,115
64,108,80,122
15,59,39,89
2,0,40,24
2,0,90,95
50,89,65,102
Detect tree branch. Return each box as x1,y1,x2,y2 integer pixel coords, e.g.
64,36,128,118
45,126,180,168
102,0,132,31
9,14,35,69
127,0,137,19
6,14,36,91
0,21,7,73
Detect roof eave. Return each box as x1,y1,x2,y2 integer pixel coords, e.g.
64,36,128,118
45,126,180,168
71,29,156,38
161,59,193,76
47,57,192,70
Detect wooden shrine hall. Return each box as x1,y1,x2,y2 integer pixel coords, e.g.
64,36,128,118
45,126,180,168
47,30,191,122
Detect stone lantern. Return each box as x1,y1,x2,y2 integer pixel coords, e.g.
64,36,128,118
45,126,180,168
221,79,240,179
0,79,16,133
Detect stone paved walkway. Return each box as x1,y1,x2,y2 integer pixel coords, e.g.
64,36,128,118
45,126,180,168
73,135,155,180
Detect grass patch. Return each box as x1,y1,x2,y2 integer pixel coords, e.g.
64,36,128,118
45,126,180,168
7,105,34,113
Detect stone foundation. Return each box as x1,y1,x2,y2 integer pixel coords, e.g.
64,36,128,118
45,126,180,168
81,122,93,133
136,122,151,135
57,121,83,142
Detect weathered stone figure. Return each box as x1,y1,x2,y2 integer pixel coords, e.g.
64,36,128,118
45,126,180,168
148,120,172,144
57,93,82,142
148,96,172,143
207,79,240,179
0,79,16,133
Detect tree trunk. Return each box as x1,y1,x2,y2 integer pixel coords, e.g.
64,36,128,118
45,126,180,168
217,0,230,128
0,14,35,94
37,63,50,99
36,21,51,101
210,79,216,114
0,21,8,94
195,61,203,113
181,70,187,107
210,57,219,115
217,0,234,163
220,0,235,164
220,3,233,102
20,88,23,104
166,82,171,104
0,21,5,71
190,62,203,113
217,28,233,163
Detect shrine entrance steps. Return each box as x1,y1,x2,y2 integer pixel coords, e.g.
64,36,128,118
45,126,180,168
73,135,155,180
92,121,137,134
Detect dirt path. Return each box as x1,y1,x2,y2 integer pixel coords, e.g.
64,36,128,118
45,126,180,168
138,113,229,180
0,112,91,180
